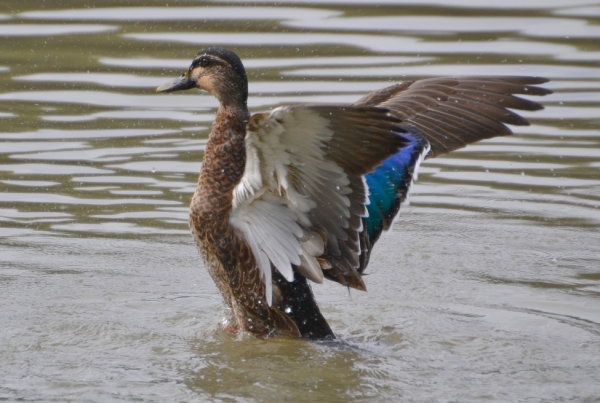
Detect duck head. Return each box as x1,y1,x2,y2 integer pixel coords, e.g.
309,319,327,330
156,47,248,107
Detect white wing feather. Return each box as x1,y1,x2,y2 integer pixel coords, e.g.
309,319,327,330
229,106,354,306
230,195,304,306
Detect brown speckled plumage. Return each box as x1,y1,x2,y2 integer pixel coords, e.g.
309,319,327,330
189,106,301,337
157,47,550,339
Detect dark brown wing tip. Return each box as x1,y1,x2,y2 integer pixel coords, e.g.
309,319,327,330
507,77,553,97
343,275,367,292
322,267,367,291
495,76,554,97
497,76,550,85
520,87,553,98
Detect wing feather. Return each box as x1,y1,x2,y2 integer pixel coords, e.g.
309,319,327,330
230,196,304,306
230,105,408,305
355,76,551,158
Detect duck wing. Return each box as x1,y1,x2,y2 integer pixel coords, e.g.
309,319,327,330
354,76,552,158
229,105,413,305
353,76,551,271
230,77,551,300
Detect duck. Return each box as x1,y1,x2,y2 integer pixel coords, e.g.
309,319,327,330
157,47,551,339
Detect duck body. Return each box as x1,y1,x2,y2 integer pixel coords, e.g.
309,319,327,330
157,48,551,339
189,104,331,337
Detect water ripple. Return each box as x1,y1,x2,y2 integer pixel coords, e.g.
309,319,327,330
124,32,575,55
0,24,118,36
19,7,341,21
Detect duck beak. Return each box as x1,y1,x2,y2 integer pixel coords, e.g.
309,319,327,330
156,71,195,93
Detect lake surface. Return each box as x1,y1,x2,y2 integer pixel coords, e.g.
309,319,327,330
1,0,599,402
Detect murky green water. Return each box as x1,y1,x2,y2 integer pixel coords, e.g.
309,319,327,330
1,1,599,402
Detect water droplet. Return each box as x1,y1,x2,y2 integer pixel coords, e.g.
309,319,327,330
284,307,292,314
151,167,156,173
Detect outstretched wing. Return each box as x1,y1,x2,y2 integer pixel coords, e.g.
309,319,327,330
354,76,552,158
352,76,551,272
230,76,551,303
229,105,409,305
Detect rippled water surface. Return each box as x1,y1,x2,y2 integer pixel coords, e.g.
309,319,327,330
1,1,600,402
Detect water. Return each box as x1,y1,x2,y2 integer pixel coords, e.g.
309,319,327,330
1,0,599,401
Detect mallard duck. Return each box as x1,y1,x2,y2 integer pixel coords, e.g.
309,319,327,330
157,47,551,339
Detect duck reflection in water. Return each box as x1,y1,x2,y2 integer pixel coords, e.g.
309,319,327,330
157,47,551,339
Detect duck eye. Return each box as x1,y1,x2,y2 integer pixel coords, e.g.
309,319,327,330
200,58,210,67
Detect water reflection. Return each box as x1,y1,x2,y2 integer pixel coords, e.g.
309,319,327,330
106,161,201,174
100,55,432,69
0,129,179,140
124,32,575,55
0,91,216,109
14,73,163,88
284,16,579,35
284,64,600,78
556,5,600,16
1,180,60,187
0,24,117,36
19,7,341,21
0,142,87,154
0,192,180,206
0,164,112,175
53,222,188,234
559,51,600,61
185,335,372,401
214,0,600,7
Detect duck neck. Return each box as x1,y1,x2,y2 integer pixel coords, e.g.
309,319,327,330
196,104,250,216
